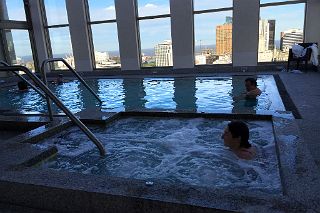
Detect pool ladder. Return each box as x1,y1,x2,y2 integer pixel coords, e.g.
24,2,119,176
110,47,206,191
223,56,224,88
41,58,102,121
0,61,106,156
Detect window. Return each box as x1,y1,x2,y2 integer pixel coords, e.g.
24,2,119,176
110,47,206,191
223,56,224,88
87,0,121,69
193,0,233,65
258,1,305,62
0,0,26,21
43,0,73,70
0,0,35,72
3,30,34,71
137,0,172,68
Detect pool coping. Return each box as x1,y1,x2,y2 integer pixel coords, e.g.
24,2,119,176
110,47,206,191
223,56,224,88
0,111,319,212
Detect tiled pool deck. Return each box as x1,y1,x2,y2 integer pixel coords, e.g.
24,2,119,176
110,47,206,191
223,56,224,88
0,71,320,212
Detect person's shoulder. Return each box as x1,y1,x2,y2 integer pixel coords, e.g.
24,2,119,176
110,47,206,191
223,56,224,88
236,147,256,160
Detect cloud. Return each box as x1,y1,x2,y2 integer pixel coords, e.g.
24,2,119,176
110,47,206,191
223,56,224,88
138,4,170,17
105,6,115,11
145,3,157,8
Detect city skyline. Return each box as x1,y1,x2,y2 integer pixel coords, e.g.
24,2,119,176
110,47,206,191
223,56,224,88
4,0,306,58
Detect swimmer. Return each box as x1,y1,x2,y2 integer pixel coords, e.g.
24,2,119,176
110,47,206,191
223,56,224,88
221,121,256,160
233,77,262,101
56,74,63,85
17,81,28,92
244,77,261,99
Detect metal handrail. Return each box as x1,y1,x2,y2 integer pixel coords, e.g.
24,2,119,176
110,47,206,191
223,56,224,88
0,65,106,156
41,58,102,103
0,61,45,98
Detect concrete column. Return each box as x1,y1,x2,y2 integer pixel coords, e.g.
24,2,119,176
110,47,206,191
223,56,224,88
28,0,49,72
115,0,140,70
170,0,194,69
305,0,320,56
232,0,260,67
66,0,93,72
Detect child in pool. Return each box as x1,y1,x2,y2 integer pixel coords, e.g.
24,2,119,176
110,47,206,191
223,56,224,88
221,121,256,160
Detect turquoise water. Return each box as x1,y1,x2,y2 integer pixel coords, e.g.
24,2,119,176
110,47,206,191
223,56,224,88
0,75,285,114
37,117,281,194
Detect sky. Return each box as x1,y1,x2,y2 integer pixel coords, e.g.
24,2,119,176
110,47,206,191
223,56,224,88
3,0,306,57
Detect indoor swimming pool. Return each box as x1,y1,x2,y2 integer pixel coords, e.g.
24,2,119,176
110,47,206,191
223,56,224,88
36,116,281,194
0,75,285,114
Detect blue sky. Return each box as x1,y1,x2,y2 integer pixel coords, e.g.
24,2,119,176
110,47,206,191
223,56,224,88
4,0,305,57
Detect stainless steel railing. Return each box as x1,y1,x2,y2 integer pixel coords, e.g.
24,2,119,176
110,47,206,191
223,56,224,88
0,65,106,156
0,61,45,98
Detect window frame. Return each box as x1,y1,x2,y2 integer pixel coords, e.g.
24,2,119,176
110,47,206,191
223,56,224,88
135,0,173,69
257,0,307,64
192,0,234,67
40,0,72,71
85,0,121,70
0,0,38,72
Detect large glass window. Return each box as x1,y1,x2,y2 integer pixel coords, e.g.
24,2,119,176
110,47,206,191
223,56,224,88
0,0,35,72
43,0,73,70
193,1,233,65
137,0,172,68
44,0,68,25
3,29,35,71
0,0,26,21
87,0,121,69
258,2,305,62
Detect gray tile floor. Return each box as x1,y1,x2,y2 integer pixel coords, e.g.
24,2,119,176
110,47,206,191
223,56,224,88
280,71,320,169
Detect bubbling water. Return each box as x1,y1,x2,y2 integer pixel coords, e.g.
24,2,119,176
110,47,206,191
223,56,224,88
37,117,281,194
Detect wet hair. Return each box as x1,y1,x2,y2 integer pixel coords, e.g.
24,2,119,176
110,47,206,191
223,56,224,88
245,77,257,87
17,81,28,91
228,121,251,148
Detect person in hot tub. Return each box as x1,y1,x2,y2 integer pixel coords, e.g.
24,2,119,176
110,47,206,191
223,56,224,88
221,121,256,160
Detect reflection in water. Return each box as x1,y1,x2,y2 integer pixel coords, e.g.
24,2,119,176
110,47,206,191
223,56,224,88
144,78,176,110
81,80,100,110
174,78,197,112
53,81,83,113
0,76,284,114
196,77,233,112
98,79,124,111
123,79,146,111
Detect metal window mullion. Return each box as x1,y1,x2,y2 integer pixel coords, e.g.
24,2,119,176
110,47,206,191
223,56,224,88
84,0,96,70
45,24,69,28
89,19,117,25
260,0,306,8
137,14,171,20
193,7,233,15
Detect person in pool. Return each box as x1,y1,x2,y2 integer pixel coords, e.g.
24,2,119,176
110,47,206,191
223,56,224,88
56,74,64,85
221,121,256,160
233,77,262,102
244,77,261,99
17,81,28,92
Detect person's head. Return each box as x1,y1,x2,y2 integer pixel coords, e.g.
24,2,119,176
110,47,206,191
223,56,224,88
245,78,257,92
57,74,63,84
222,121,251,149
17,81,28,91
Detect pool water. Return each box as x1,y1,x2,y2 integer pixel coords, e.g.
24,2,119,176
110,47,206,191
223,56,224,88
0,75,285,114
37,117,282,194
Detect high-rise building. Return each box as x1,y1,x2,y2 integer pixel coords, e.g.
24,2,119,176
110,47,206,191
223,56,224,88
268,20,276,50
280,29,303,51
216,17,232,56
155,40,173,67
258,19,276,52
